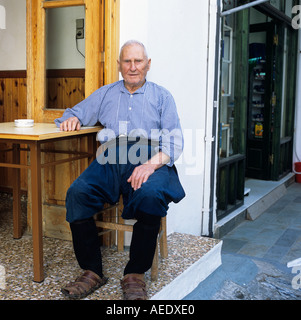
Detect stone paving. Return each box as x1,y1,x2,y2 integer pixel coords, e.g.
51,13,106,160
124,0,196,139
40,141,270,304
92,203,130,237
184,182,301,300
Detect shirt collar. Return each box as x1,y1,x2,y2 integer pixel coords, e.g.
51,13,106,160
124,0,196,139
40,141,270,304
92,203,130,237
120,80,148,94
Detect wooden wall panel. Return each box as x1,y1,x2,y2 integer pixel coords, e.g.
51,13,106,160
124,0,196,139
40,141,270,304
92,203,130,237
46,69,85,109
47,77,85,109
0,78,27,121
0,74,28,192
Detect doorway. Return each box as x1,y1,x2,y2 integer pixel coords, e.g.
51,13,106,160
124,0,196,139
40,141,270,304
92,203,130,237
217,4,298,220
246,21,274,180
246,20,298,181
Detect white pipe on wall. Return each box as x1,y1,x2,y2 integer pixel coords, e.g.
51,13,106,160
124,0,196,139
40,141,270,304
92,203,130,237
293,28,301,171
201,0,219,236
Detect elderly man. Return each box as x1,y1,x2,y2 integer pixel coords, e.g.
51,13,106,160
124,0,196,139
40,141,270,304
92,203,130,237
55,40,185,300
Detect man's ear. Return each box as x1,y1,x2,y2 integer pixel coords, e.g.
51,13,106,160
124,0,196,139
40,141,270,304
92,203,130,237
117,60,121,72
147,58,152,71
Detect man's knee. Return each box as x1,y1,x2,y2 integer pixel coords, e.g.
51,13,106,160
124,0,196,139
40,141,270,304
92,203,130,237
66,178,97,210
135,183,168,212
136,182,161,201
66,179,84,202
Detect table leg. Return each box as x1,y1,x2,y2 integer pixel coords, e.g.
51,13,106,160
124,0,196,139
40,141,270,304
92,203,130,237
30,141,44,282
12,144,22,239
88,133,97,165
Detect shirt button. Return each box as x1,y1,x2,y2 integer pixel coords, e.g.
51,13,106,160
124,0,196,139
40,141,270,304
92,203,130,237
130,95,133,98
129,107,132,110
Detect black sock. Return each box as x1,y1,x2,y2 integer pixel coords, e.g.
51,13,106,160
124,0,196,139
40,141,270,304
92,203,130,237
70,217,103,278
124,211,161,275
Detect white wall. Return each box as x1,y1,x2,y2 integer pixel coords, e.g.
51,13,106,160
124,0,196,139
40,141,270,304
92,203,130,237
46,6,85,69
0,0,26,70
120,0,215,236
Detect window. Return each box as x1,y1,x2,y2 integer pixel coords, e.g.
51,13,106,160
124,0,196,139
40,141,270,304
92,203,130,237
219,16,235,158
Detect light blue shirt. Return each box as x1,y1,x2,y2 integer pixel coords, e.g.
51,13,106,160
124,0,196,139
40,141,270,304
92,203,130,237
54,80,183,166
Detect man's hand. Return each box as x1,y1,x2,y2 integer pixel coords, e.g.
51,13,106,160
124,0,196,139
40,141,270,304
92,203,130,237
127,151,170,190
127,163,156,191
60,117,81,131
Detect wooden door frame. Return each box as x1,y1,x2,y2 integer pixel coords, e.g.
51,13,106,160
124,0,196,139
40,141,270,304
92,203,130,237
26,0,120,123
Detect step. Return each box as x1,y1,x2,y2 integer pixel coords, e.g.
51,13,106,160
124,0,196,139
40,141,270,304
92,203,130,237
246,183,287,220
214,173,295,238
150,233,222,300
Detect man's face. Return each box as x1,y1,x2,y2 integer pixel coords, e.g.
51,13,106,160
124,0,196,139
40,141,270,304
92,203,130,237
118,44,151,92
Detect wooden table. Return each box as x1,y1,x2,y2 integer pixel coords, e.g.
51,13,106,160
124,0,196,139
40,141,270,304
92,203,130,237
0,122,100,282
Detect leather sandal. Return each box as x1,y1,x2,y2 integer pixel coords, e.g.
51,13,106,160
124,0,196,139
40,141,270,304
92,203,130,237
120,274,148,300
61,270,108,299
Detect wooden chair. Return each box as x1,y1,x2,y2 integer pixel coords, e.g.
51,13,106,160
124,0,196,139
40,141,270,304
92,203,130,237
94,199,168,281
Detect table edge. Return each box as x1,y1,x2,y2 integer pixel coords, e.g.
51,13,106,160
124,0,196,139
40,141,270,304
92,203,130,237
0,126,101,141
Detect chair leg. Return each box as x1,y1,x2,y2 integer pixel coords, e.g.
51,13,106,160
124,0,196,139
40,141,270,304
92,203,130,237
117,209,125,252
117,230,124,252
151,239,159,281
159,217,168,258
150,217,168,281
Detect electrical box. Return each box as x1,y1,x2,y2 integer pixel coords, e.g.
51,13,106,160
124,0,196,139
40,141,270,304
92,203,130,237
76,18,84,39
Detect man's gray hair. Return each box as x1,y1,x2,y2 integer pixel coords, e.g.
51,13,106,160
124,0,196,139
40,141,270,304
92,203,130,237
119,40,149,60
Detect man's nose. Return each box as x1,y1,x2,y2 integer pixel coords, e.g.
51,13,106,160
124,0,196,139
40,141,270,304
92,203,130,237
130,61,136,71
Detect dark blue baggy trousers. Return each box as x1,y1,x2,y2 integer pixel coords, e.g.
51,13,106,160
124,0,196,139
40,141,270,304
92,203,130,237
66,141,185,276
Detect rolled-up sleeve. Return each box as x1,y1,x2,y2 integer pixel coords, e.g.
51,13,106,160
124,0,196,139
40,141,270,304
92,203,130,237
156,94,184,167
54,88,103,128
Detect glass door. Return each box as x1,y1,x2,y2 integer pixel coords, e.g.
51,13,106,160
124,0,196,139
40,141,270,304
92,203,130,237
217,10,249,220
27,0,105,123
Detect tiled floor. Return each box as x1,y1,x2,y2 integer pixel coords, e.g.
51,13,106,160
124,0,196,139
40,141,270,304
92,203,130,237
0,193,220,300
184,182,301,300
222,182,301,264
